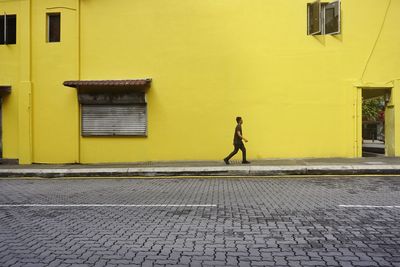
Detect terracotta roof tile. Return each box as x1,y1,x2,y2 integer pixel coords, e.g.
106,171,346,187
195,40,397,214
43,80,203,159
63,79,151,88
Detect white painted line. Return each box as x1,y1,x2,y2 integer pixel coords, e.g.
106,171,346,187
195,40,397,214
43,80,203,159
339,205,400,208
0,204,217,208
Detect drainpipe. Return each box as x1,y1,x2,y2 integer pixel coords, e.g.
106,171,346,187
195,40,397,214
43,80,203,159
77,0,81,163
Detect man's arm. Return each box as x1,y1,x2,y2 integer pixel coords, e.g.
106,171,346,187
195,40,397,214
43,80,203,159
237,130,248,143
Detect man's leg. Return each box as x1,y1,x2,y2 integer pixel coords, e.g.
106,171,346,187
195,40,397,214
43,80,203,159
239,143,250,163
225,145,240,163
239,143,246,162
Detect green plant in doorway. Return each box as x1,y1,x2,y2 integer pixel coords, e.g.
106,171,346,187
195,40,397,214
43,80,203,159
362,96,385,121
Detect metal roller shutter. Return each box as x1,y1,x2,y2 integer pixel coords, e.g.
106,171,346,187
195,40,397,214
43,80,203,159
82,104,147,136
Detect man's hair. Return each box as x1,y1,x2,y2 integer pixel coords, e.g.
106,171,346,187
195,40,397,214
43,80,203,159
236,117,242,123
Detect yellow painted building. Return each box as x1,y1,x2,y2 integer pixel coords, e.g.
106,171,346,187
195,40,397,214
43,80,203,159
1,0,400,164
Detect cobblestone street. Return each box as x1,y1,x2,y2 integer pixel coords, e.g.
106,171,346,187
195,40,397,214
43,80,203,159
0,176,399,266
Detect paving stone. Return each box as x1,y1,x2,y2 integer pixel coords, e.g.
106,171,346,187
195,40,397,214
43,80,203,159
352,261,379,266
301,260,327,265
20,264,44,267
0,177,399,266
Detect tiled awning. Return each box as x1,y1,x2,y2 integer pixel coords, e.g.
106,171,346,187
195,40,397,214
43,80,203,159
0,86,11,96
63,79,151,93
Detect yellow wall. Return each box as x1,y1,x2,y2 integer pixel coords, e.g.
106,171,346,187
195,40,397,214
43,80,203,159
1,0,400,163
0,0,23,160
30,0,79,163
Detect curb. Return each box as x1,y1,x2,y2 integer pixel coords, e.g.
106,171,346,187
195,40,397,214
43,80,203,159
1,165,400,178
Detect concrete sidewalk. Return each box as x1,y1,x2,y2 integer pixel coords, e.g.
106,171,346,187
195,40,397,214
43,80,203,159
0,157,400,178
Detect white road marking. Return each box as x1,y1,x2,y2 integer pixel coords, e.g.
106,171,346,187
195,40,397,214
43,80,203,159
339,205,400,208
0,204,217,208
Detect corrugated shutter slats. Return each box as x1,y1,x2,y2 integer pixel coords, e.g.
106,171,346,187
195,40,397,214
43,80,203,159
82,105,147,136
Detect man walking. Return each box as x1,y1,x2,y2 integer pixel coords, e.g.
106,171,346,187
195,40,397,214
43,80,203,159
224,116,250,164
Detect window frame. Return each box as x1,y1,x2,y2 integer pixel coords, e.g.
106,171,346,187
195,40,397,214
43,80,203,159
307,0,321,35
323,0,341,35
0,15,3,44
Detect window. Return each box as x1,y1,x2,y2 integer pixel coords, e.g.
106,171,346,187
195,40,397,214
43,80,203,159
324,1,340,34
307,1,321,35
47,13,60,42
63,79,152,137
79,92,147,136
307,0,340,35
81,104,147,136
0,14,17,45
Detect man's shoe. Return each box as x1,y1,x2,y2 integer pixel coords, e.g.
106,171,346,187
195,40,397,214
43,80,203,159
224,158,230,165
242,161,251,164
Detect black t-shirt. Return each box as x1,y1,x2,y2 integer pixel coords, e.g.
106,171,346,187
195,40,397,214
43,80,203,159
233,124,242,145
